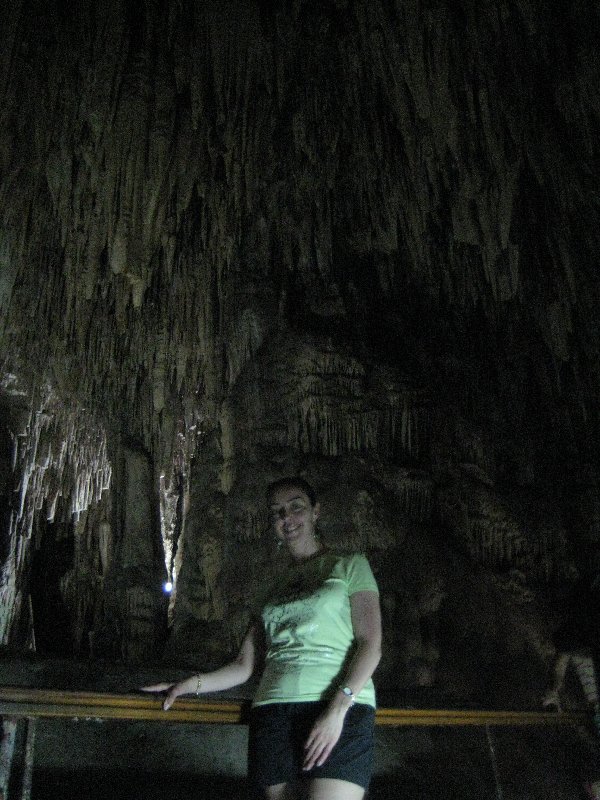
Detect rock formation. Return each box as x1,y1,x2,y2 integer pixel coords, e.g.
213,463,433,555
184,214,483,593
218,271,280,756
0,0,599,710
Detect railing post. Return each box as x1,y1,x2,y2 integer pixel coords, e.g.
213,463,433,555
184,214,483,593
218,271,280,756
19,718,36,800
485,723,504,800
0,717,18,800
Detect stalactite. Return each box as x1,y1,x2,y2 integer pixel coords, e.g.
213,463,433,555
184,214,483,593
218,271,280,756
152,327,168,413
159,472,178,584
157,414,200,615
0,0,598,681
395,473,433,522
0,380,113,646
237,340,431,465
379,392,428,461
0,512,21,645
294,397,378,456
225,308,265,388
11,386,111,536
0,4,592,434
442,479,574,582
1,0,596,453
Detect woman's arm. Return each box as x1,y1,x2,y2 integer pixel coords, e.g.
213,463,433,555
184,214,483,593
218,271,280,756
141,623,259,710
303,590,382,770
338,589,383,699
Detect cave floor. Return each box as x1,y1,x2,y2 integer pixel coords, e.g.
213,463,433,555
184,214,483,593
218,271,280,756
30,767,592,800
27,722,597,800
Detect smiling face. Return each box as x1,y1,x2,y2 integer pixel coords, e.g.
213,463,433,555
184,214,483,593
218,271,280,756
269,484,321,558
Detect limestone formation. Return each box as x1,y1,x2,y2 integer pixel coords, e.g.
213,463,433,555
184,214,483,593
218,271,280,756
0,0,598,712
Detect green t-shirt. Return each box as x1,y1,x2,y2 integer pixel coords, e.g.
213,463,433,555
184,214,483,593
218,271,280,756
253,552,379,708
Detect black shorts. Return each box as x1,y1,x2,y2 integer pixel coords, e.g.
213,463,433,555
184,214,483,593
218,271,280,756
247,701,375,791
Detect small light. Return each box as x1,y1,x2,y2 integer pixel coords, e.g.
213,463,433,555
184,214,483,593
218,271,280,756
164,581,173,593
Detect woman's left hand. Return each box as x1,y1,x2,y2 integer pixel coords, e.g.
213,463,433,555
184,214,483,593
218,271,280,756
303,706,347,770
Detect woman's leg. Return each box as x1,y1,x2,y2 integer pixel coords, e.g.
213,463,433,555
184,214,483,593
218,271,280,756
265,782,300,800
307,778,365,800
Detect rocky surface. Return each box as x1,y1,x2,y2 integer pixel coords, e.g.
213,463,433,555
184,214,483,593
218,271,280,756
0,1,599,792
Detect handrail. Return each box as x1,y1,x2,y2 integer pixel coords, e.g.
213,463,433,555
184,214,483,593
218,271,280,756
0,687,589,727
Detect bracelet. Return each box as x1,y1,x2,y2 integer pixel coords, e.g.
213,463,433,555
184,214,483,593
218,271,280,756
195,675,202,696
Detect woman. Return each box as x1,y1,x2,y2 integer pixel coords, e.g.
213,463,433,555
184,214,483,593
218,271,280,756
143,477,382,799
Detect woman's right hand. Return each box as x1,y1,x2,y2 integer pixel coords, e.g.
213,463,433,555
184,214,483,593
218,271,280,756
138,627,258,709
140,681,186,711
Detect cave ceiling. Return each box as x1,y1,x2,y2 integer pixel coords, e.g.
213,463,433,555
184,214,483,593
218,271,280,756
0,0,599,678
1,0,598,439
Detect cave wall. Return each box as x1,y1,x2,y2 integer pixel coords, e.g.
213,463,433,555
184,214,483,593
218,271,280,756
0,0,599,704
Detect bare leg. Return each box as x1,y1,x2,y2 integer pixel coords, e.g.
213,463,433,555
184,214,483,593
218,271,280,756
265,782,301,800
307,778,365,800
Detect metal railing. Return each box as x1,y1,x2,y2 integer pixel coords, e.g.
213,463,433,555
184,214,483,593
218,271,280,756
0,686,588,727
0,686,592,800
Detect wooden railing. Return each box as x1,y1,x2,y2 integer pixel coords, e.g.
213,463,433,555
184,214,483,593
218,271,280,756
0,686,589,727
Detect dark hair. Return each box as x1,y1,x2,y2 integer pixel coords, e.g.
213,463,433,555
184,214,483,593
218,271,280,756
266,476,317,507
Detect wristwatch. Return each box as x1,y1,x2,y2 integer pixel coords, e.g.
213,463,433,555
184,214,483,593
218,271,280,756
340,686,355,704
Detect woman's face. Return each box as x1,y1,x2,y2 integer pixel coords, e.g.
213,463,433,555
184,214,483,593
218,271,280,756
269,485,320,550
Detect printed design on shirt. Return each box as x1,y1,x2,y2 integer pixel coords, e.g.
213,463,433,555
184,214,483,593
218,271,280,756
263,580,334,644
268,569,326,605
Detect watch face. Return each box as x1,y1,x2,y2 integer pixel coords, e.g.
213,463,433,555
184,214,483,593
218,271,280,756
342,686,353,696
